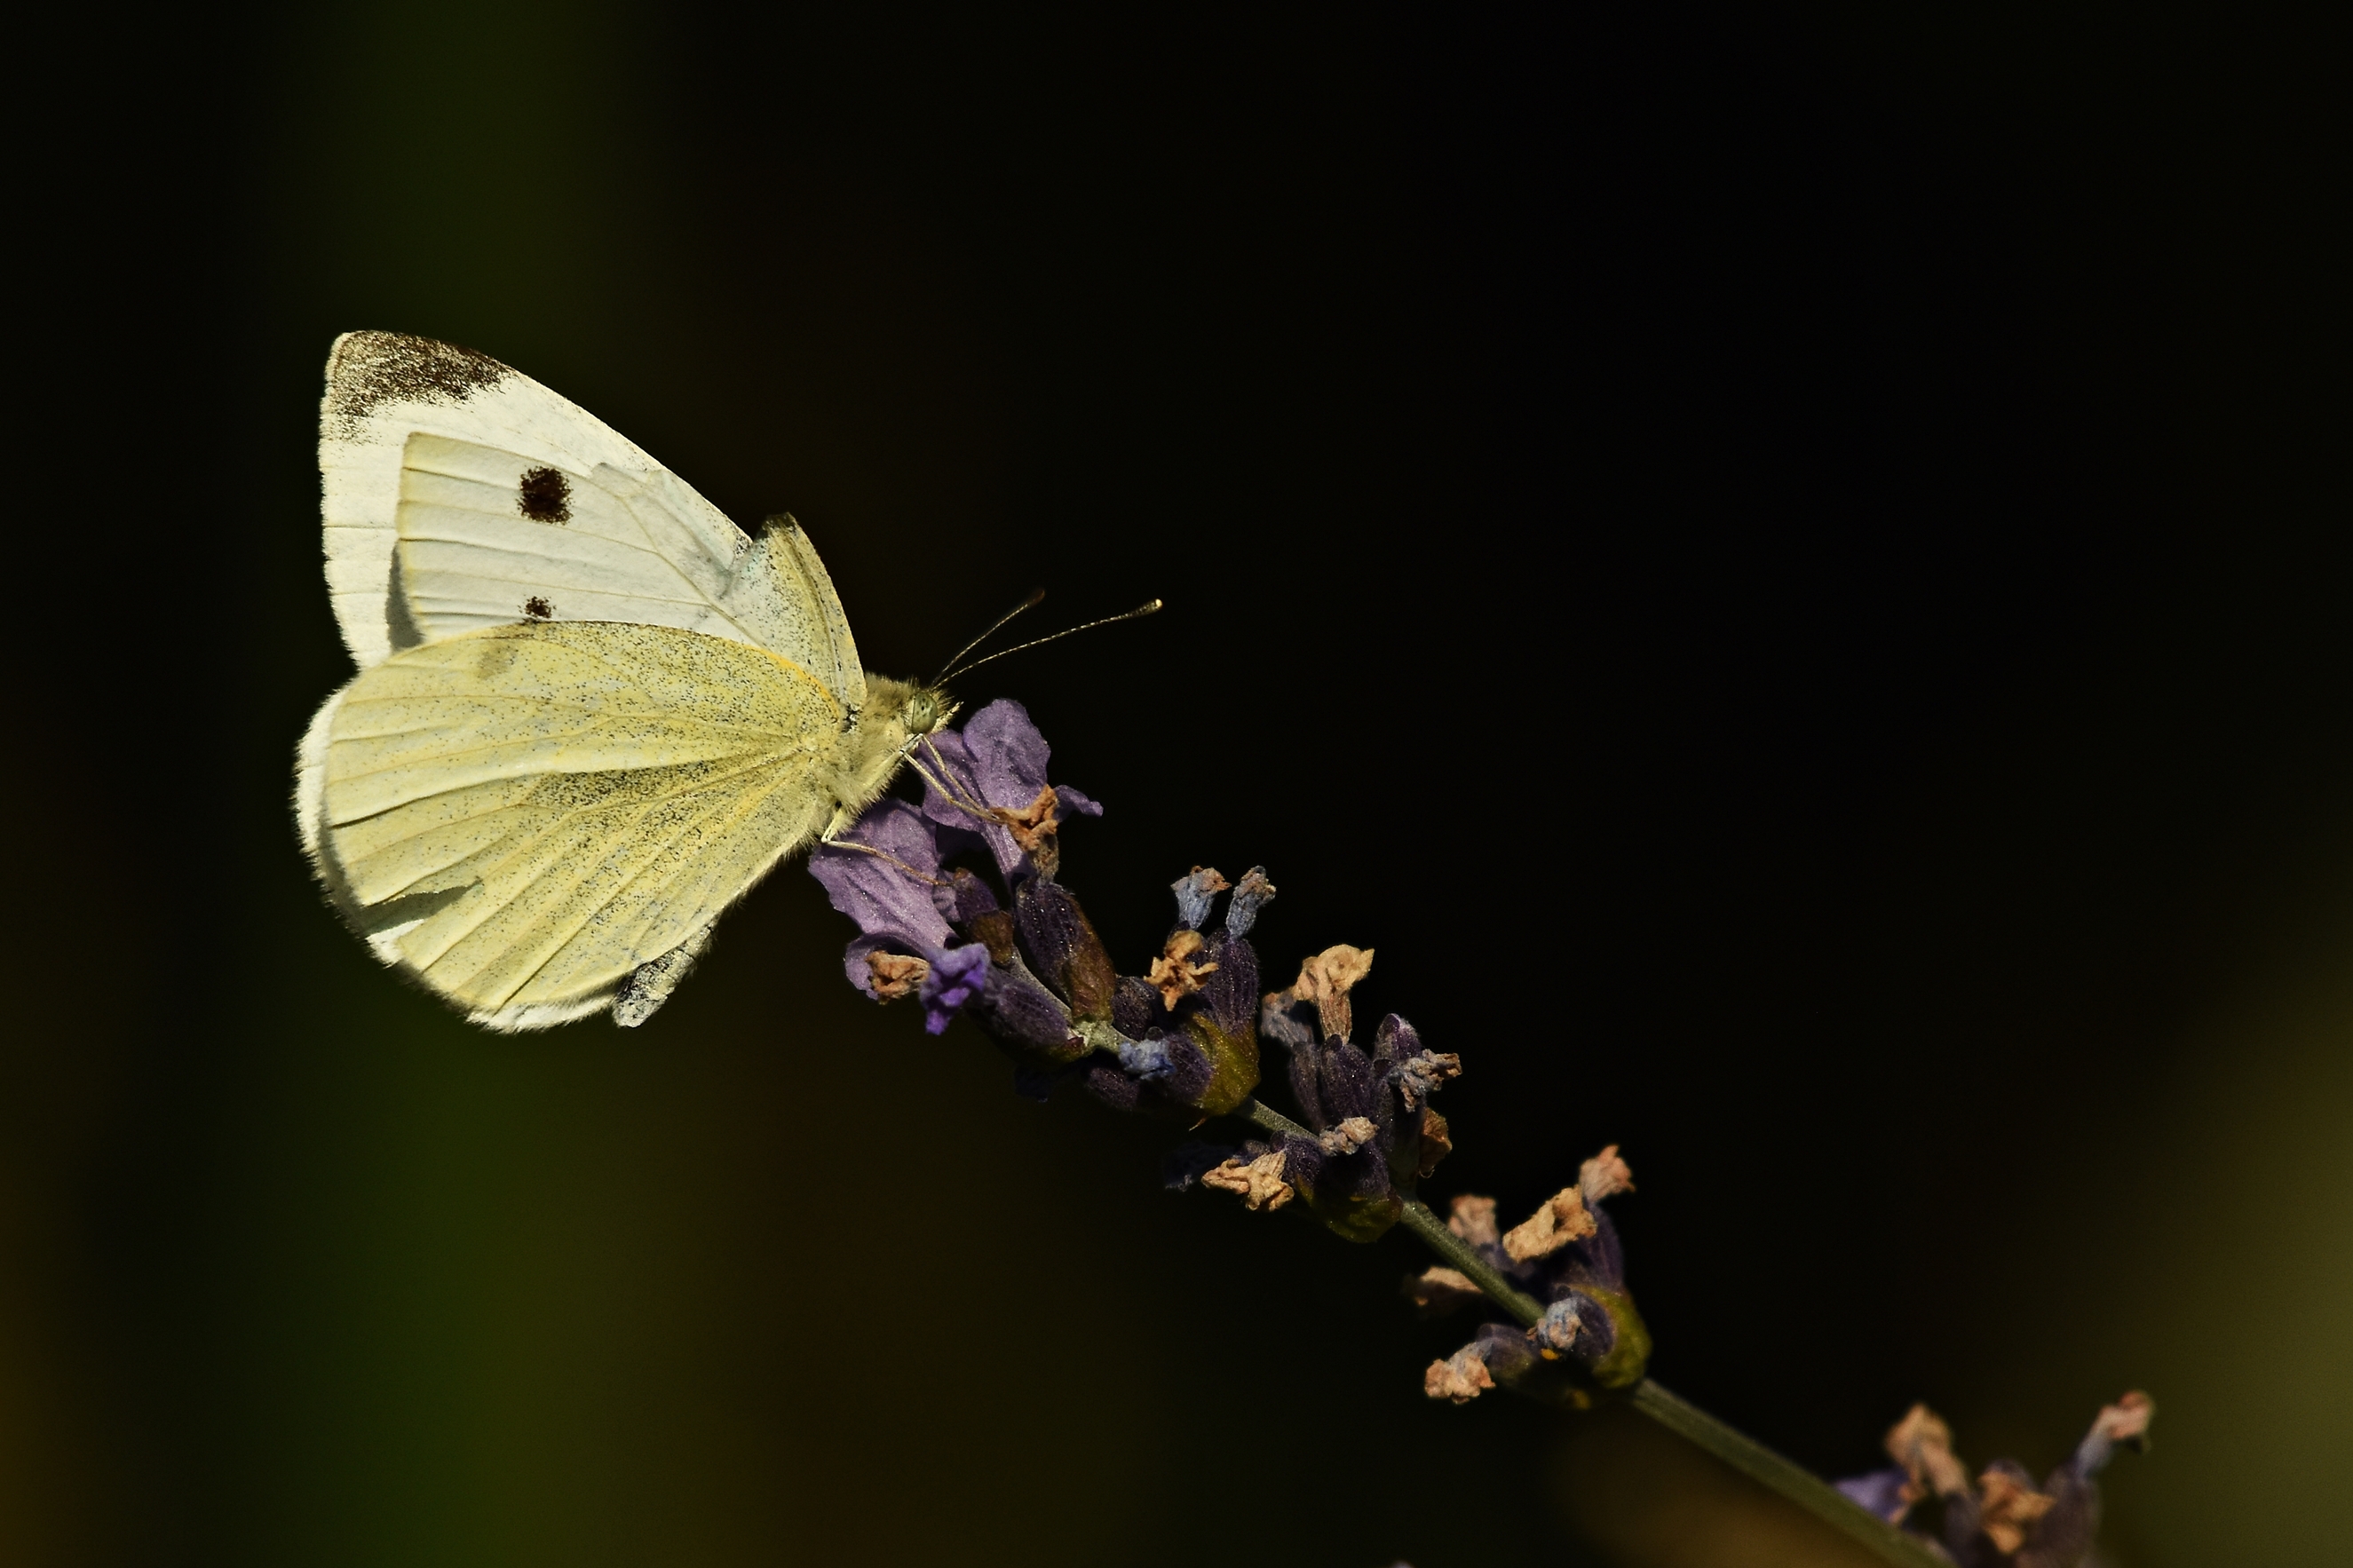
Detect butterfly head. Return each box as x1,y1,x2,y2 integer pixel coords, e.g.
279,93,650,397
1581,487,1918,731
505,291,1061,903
863,677,957,753
899,685,955,739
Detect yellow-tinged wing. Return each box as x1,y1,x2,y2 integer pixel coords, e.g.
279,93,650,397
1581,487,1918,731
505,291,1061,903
307,620,845,1031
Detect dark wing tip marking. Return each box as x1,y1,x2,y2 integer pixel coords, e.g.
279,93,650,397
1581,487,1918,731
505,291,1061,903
323,332,514,435
516,466,572,523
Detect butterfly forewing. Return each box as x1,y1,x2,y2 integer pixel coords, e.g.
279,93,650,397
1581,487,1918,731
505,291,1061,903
320,331,865,711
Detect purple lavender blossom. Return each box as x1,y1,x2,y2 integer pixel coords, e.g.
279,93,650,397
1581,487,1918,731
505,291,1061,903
921,943,991,1034
811,798,1063,1043
916,698,1100,881
808,801,959,995
813,702,1263,1125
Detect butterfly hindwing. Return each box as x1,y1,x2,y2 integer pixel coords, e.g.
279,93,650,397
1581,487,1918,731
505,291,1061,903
310,620,846,1031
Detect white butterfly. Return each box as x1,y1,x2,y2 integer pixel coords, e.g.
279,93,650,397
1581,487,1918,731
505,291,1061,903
295,333,951,1031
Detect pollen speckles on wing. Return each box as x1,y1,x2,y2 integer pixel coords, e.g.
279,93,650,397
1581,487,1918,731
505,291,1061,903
518,466,573,523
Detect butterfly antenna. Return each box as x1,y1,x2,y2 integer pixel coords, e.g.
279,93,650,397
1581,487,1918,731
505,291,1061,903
940,599,1163,682
931,589,1046,685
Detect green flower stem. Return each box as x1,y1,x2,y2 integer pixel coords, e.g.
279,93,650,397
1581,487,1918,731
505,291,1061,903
1230,1098,1942,1568
1628,1381,1952,1568
1395,1199,1544,1324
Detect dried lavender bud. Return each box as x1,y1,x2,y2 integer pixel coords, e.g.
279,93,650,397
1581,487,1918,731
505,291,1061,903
939,866,1002,923
1169,866,1230,931
1110,974,1161,1038
1258,993,1317,1056
856,944,928,1000
1188,928,1259,1041
1014,875,1117,1020
1540,1287,1619,1365
1391,1049,1462,1111
1224,866,1274,938
965,957,1087,1062
1080,1057,1143,1113
1420,1151,1651,1406
1530,1295,1585,1354
1153,1028,1216,1105
1109,1028,1212,1104
1973,1463,2056,1556
1426,1321,1619,1411
1447,1194,1500,1249
1580,1144,1635,1204
1834,1469,1917,1525
1119,1034,1174,1080
964,909,1018,964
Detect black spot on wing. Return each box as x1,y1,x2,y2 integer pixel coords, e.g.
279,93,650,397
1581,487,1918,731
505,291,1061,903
321,332,512,434
522,596,554,621
352,883,471,937
385,550,426,653
517,466,572,523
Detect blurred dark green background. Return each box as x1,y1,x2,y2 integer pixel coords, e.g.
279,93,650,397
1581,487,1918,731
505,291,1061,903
11,4,2347,1564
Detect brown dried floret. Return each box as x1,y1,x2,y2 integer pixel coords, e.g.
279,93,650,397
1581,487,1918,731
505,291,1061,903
987,785,1063,859
1317,1115,1377,1155
1415,1107,1454,1179
1200,1150,1292,1211
1423,1346,1494,1404
2091,1390,2155,1448
1886,1404,1969,1500
1402,1266,1484,1317
1446,1193,1500,1248
1502,1187,1597,1262
1977,1468,2057,1554
865,951,931,1001
1289,943,1375,1041
1147,929,1220,1010
1579,1144,1636,1204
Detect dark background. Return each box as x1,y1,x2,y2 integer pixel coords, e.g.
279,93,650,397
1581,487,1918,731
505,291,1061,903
12,4,2348,1564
